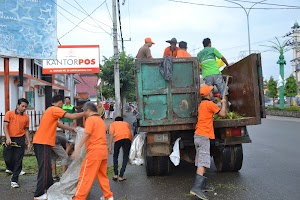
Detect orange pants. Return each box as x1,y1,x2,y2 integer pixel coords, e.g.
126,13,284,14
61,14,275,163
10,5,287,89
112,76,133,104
73,158,113,200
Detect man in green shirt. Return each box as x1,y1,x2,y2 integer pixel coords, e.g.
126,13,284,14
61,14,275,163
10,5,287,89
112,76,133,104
62,97,76,141
197,38,230,99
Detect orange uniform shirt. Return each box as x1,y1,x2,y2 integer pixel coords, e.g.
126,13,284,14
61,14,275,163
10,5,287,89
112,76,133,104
109,121,132,142
84,115,108,160
33,106,66,147
195,99,220,139
4,110,29,137
177,49,191,58
163,46,180,58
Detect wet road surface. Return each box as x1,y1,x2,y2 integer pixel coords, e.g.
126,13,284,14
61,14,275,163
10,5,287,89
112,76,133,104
1,116,299,200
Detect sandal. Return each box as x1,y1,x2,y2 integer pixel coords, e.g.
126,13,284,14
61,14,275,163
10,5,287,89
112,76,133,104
118,177,127,181
112,175,118,181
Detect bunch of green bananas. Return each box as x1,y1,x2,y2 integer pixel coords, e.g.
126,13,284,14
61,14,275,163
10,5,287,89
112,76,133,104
1,141,21,148
214,112,244,120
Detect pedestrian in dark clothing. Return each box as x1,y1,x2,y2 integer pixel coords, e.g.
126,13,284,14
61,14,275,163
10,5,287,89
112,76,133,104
109,116,132,181
3,98,31,188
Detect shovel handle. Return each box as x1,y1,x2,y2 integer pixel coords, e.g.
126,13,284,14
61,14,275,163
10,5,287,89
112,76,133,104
222,76,230,99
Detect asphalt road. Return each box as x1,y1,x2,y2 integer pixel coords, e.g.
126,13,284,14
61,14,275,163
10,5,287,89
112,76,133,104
1,116,299,200
88,116,300,200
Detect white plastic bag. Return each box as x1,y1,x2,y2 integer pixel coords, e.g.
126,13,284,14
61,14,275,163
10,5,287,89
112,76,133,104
48,127,86,200
169,138,181,166
129,132,146,166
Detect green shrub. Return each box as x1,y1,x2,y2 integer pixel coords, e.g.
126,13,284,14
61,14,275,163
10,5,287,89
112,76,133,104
282,106,300,112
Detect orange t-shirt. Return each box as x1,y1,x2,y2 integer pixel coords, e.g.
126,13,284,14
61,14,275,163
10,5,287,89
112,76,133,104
109,121,132,142
33,106,66,147
84,115,108,160
163,46,180,58
195,99,220,139
4,110,29,137
177,49,191,58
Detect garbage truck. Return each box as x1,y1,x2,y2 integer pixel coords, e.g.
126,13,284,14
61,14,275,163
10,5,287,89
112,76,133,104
134,54,265,176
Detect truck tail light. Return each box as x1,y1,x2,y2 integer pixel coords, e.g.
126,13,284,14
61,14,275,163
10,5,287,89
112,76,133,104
225,127,245,137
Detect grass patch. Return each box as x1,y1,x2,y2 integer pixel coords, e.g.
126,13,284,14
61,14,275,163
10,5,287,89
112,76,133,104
267,106,300,112
0,145,38,174
1,144,117,176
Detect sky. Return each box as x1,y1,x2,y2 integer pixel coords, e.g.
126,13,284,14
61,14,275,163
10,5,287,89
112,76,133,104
57,0,300,81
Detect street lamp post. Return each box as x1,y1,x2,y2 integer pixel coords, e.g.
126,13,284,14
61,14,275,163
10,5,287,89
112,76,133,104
225,0,267,55
277,49,286,109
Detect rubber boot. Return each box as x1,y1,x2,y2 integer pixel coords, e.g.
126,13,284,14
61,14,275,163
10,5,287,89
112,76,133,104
202,177,214,192
190,174,208,200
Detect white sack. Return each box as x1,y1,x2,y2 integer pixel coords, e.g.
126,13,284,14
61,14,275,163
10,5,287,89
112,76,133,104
129,132,146,166
169,138,181,166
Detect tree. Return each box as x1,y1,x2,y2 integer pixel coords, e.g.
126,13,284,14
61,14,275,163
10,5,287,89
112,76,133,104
284,75,298,104
267,76,278,107
99,52,136,114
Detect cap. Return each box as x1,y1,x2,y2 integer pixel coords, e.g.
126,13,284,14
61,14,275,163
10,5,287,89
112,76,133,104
179,41,187,49
145,37,155,44
166,37,177,44
200,84,214,96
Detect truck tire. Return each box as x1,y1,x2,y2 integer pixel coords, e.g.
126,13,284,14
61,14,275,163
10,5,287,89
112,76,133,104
144,138,170,176
213,145,243,172
213,146,231,172
231,144,243,172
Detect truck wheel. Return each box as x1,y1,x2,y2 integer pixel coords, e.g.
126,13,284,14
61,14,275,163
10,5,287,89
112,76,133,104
144,139,170,176
145,156,170,176
231,144,243,172
213,145,243,172
213,146,231,172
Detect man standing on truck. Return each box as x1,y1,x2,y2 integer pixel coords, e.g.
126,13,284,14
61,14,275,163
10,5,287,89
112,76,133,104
190,84,226,200
163,37,179,58
136,37,155,59
177,41,191,58
197,38,230,99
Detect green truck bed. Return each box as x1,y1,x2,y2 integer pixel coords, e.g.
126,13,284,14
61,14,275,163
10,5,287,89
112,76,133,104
135,54,265,132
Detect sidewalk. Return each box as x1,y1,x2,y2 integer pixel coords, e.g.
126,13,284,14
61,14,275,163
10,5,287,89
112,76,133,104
0,113,136,200
265,115,300,122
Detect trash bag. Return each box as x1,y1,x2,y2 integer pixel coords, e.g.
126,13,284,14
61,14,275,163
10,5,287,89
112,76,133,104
48,127,86,200
160,56,173,81
169,138,181,166
129,132,146,166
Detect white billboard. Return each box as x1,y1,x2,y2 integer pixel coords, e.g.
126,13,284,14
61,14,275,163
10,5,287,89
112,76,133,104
43,45,100,74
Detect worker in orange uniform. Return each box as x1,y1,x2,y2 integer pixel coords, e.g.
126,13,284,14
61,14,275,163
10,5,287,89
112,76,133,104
163,37,180,58
177,41,191,58
33,95,85,200
190,85,226,200
109,116,132,181
71,102,114,200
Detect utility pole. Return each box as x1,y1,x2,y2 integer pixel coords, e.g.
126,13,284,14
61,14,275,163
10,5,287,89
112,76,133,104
18,58,24,99
112,0,121,117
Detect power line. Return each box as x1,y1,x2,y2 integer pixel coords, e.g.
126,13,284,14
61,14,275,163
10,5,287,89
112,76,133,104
126,0,132,38
168,0,300,9
62,0,112,28
57,10,106,34
189,36,283,53
117,0,125,51
105,0,113,22
73,0,111,36
226,0,300,8
52,0,111,31
59,0,107,40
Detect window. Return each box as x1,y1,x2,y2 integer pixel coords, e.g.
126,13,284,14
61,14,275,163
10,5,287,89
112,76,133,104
25,91,35,109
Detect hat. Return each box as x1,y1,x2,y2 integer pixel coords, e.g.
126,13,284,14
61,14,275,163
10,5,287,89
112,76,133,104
179,41,187,49
166,37,177,44
200,84,214,96
145,37,155,44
